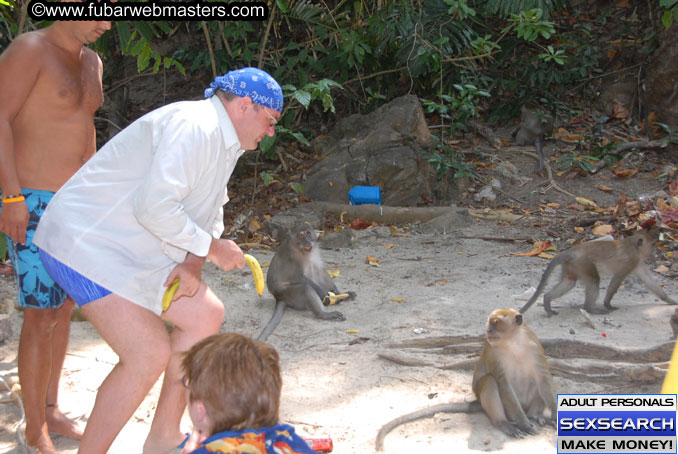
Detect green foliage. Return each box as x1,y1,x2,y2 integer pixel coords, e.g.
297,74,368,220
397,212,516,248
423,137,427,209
259,79,343,159
101,22,185,75
288,182,306,196
505,9,557,41
655,123,678,145
423,138,476,181
484,0,562,19
421,84,490,137
661,0,678,28
558,143,622,174
443,0,476,20
557,151,599,173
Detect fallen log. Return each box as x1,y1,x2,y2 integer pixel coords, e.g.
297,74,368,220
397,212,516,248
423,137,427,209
304,202,527,225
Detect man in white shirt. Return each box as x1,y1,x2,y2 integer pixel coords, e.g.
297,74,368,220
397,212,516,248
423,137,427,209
33,67,282,454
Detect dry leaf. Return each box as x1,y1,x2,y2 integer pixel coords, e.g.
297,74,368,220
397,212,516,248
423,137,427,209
511,240,553,257
575,197,597,207
656,198,671,211
351,219,371,230
610,104,629,120
389,225,398,235
592,224,614,237
598,185,613,192
538,252,556,259
547,202,561,208
654,265,670,274
345,329,359,334
440,279,448,285
554,128,585,143
366,255,380,266
327,270,341,278
390,298,406,302
248,219,261,233
611,168,639,179
574,226,585,233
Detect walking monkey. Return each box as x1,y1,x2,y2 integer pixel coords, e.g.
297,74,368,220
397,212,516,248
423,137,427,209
519,231,676,316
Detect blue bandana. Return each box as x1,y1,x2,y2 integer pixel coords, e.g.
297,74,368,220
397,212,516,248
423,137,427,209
204,67,283,112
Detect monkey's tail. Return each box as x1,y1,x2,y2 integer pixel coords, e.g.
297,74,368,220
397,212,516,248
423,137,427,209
257,300,286,342
518,254,567,314
375,401,480,451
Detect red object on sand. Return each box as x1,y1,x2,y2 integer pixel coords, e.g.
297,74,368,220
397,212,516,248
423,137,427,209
303,435,333,452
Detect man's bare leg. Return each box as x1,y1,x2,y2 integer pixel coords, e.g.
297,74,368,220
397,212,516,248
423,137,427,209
143,284,224,454
44,297,84,440
78,294,173,453
19,307,59,453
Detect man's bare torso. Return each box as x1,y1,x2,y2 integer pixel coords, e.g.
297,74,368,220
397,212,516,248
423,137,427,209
12,29,103,192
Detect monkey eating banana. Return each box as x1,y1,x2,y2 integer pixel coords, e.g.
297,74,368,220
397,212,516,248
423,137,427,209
257,227,356,341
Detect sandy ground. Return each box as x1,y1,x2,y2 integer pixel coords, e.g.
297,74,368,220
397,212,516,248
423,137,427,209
0,214,675,454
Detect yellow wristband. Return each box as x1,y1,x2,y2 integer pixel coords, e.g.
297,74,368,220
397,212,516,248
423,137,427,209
2,195,26,204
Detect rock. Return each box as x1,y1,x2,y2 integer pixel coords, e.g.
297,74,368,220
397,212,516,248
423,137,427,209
319,230,357,249
304,95,438,206
644,26,678,124
0,314,12,343
418,208,474,234
262,205,325,241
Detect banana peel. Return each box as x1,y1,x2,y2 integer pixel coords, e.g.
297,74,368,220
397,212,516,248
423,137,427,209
162,277,180,312
244,254,265,296
322,291,351,306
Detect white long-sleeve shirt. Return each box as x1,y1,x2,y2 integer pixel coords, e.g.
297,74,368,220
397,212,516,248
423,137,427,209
34,95,244,314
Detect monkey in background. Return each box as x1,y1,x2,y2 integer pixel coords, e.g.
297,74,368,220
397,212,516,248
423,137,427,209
375,308,556,450
519,231,677,317
670,308,678,338
512,103,554,173
257,228,356,341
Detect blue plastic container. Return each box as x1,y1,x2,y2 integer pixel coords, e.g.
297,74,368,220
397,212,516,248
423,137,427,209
348,185,382,205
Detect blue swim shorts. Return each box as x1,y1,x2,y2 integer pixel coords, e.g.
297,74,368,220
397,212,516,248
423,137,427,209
39,250,111,307
1,189,69,309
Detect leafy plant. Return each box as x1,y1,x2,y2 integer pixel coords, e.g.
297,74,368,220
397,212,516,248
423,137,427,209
557,151,600,173
421,83,490,137
655,123,678,145
423,137,476,180
259,78,343,158
661,0,678,28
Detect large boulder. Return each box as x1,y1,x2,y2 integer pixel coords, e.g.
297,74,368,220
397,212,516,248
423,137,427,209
644,27,678,124
303,95,436,206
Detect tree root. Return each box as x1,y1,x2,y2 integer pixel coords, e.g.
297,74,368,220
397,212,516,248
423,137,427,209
380,335,674,384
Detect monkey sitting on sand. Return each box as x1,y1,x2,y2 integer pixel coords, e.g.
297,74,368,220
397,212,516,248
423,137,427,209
257,228,356,341
519,231,676,317
375,308,556,450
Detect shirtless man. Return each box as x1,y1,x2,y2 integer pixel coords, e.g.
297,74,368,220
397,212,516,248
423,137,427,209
0,20,110,453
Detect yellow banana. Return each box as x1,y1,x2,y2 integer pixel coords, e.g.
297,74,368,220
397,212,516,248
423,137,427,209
244,254,265,296
322,291,351,306
162,277,180,312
